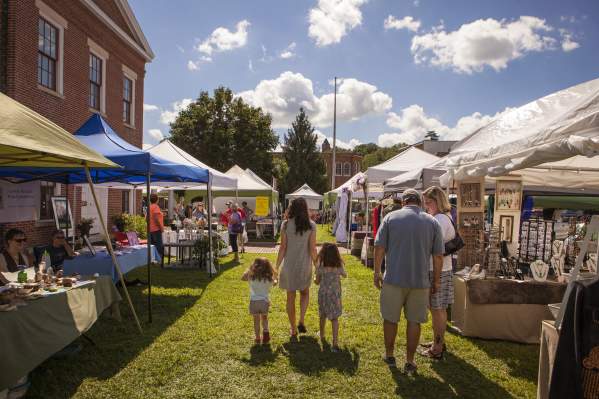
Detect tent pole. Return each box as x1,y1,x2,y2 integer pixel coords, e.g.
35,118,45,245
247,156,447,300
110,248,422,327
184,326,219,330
65,182,69,243
364,183,369,235
207,174,214,276
347,191,352,250
146,173,152,323
84,166,143,334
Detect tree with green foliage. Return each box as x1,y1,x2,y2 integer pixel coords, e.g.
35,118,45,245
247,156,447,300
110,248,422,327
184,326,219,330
425,130,440,141
281,108,328,194
353,142,409,171
169,87,279,182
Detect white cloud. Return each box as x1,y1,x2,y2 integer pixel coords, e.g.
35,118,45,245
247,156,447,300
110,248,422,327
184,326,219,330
237,71,392,128
378,105,510,146
560,15,578,23
148,129,164,142
411,16,561,73
187,60,201,71
313,130,362,149
248,59,254,72
559,29,580,52
308,0,368,47
280,42,297,59
384,15,421,32
176,45,185,53
143,103,159,112
413,0,420,6
197,20,250,55
160,98,193,125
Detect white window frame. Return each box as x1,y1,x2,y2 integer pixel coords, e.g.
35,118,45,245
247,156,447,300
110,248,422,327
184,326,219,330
335,162,342,176
36,0,66,96
343,162,351,176
87,38,109,114
122,64,137,127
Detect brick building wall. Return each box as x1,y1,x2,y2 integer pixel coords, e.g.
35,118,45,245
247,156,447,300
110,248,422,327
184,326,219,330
0,0,150,246
321,151,363,188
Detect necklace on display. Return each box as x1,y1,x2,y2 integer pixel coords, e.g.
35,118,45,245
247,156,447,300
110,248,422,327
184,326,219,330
531,260,549,282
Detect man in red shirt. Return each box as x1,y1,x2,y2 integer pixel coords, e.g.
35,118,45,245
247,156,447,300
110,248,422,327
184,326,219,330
149,193,164,259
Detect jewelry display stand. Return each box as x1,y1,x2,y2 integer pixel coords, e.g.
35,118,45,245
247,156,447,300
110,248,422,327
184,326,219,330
456,178,485,271
518,218,554,263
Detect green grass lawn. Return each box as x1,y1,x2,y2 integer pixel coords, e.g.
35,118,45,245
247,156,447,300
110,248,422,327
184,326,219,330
316,223,336,244
27,255,539,398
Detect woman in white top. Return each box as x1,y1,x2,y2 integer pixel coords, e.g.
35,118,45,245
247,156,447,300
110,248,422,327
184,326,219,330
421,186,456,359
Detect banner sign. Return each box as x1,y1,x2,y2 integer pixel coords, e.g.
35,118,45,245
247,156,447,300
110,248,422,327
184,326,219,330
255,196,269,217
0,181,39,223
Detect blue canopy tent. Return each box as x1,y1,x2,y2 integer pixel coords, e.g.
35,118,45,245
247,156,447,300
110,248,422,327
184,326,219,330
0,114,212,323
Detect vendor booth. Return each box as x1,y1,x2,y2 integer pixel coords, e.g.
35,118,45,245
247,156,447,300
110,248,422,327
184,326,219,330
437,77,599,397
285,183,323,210
0,93,135,391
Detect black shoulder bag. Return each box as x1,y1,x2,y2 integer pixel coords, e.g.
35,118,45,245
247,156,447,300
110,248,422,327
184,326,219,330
443,214,465,256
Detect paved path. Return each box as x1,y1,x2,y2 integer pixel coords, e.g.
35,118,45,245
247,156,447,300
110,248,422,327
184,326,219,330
242,244,350,255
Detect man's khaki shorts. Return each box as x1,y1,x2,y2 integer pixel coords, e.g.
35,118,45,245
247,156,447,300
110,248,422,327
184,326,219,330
380,283,429,324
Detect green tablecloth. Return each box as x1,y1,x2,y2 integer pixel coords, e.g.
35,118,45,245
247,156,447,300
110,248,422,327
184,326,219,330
0,276,121,390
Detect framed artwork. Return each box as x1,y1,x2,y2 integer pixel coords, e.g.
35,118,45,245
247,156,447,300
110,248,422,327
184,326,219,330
83,236,96,256
459,182,482,209
51,196,74,237
496,180,522,211
499,215,514,243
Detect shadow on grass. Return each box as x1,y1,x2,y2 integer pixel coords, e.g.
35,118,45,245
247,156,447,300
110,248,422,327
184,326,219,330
389,352,514,398
467,338,538,382
25,260,238,399
281,336,360,376
241,344,280,367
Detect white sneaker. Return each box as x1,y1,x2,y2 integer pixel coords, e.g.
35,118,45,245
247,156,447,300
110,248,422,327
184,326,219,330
455,266,471,276
470,269,486,280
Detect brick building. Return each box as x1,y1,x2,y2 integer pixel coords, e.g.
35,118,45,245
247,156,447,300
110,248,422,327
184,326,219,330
321,139,363,189
0,0,153,245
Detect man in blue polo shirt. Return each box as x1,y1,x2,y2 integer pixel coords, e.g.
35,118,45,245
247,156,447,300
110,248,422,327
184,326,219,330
374,189,444,375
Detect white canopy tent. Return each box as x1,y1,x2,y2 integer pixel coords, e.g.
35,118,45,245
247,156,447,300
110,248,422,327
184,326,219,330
384,158,448,193
441,77,599,191
366,147,440,184
285,183,323,210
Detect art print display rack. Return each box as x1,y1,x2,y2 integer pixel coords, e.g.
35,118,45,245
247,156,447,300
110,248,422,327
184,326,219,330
456,177,485,270
518,218,555,264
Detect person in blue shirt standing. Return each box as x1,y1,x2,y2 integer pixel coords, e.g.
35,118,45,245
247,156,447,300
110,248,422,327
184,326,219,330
373,189,444,375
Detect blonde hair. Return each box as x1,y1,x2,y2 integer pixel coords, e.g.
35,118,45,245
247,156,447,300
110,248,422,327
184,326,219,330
422,186,451,213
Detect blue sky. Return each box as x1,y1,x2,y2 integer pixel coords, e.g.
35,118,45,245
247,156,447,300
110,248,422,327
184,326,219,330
131,0,599,149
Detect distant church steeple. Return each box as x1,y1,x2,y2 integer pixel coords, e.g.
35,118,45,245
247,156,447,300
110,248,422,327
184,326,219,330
322,138,331,152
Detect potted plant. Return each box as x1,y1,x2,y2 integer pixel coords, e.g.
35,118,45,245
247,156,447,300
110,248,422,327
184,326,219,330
77,217,94,237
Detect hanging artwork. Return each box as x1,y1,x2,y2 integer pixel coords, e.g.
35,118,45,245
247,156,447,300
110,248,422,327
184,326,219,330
496,180,522,211
459,182,482,209
51,196,74,236
500,215,514,243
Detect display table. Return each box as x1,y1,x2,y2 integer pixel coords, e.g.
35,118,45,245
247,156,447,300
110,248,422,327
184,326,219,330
0,276,121,390
537,320,559,399
63,245,160,283
451,276,565,343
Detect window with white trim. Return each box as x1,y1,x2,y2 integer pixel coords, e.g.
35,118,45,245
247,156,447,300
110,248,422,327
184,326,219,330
122,65,137,127
335,162,342,176
39,182,57,220
89,54,102,111
36,0,66,95
343,162,351,176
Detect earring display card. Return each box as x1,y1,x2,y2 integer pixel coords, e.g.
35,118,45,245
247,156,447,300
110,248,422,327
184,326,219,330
519,219,554,263
459,183,482,209
458,211,485,269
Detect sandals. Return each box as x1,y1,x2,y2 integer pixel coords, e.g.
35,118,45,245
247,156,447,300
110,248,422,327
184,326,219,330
419,342,447,352
417,347,444,360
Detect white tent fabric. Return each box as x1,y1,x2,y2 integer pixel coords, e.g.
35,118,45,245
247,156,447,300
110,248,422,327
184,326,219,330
225,165,276,192
286,183,323,209
384,157,448,193
145,140,237,189
366,147,440,184
442,77,599,189
286,183,323,200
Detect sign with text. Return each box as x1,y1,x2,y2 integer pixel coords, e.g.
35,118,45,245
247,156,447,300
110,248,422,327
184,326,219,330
0,181,39,223
255,196,269,217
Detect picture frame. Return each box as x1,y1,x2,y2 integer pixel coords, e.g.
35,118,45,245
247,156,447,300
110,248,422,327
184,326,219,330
459,182,482,209
496,180,523,211
83,235,96,256
500,215,515,243
51,196,74,237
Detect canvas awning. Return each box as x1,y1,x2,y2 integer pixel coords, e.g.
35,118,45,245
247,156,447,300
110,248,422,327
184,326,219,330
443,77,599,188
0,92,117,169
366,147,440,184
224,165,276,192
286,184,323,200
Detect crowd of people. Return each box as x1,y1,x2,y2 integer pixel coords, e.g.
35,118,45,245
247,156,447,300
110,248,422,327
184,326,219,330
242,188,458,375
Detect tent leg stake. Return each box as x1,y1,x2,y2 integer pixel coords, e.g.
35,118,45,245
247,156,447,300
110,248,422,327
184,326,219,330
84,166,143,334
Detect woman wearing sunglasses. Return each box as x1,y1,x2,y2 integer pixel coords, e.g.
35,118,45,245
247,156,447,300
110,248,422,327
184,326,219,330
0,229,32,274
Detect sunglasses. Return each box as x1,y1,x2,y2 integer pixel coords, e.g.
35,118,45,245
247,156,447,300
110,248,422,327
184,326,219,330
13,238,27,243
